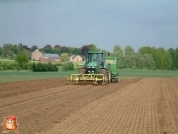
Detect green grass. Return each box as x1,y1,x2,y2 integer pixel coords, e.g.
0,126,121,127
73,62,85,70
0,59,15,64
119,69,178,77
0,70,77,83
0,69,178,83
0,59,40,64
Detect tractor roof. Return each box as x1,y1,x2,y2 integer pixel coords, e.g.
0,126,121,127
88,51,104,54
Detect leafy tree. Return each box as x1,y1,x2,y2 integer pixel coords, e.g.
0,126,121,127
73,47,81,55
154,47,172,69
60,53,69,63
0,62,2,70
2,43,14,58
81,45,89,55
7,50,15,59
112,45,124,68
15,53,29,69
52,47,61,55
124,45,135,55
101,50,110,57
22,45,29,50
176,48,178,69
44,44,52,49
124,54,136,69
68,46,75,54
61,46,69,53
113,45,124,55
30,45,38,52
135,54,145,69
0,47,2,56
19,48,31,60
54,44,61,49
168,48,178,70
144,54,156,69
164,51,172,70
13,43,23,55
17,43,23,53
138,46,173,69
13,44,19,55
123,45,136,69
88,44,98,51
138,46,155,55
42,44,53,53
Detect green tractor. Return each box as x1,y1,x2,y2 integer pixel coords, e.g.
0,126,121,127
69,51,119,84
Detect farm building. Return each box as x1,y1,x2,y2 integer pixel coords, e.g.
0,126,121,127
70,55,83,62
31,49,43,61
39,53,61,63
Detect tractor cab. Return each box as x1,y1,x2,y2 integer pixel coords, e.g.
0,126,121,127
87,52,104,62
85,51,105,74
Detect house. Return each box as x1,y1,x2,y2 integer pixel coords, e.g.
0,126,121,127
31,49,43,61
39,53,61,63
70,55,83,62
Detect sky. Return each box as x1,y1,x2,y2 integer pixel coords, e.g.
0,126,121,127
0,0,178,52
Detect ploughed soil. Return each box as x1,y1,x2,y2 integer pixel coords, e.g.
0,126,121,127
0,77,178,134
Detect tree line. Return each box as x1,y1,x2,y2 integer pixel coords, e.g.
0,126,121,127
0,43,99,59
0,43,177,70
112,45,177,70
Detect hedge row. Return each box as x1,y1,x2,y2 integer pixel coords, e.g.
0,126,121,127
32,62,58,72
0,62,30,71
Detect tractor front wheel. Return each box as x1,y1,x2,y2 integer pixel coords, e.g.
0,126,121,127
79,68,86,74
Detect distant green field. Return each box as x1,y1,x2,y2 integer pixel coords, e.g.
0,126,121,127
0,59,39,64
0,69,178,83
119,69,178,77
0,70,76,83
0,59,15,64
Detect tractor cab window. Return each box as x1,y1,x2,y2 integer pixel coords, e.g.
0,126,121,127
88,53,104,62
97,53,104,61
88,54,97,62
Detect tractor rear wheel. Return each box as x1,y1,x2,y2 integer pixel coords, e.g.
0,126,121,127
79,68,86,74
107,70,111,83
99,69,111,84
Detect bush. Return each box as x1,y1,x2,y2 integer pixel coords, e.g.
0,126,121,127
55,63,63,66
7,64,15,70
62,62,74,71
32,63,37,71
31,62,58,72
172,67,177,71
1,63,8,70
15,54,29,69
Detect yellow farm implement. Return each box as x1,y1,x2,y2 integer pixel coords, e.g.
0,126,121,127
67,74,109,85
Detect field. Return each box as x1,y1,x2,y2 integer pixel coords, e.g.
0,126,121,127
0,77,178,134
120,69,178,77
0,69,178,83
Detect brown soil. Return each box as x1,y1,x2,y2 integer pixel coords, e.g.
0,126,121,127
0,77,178,134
